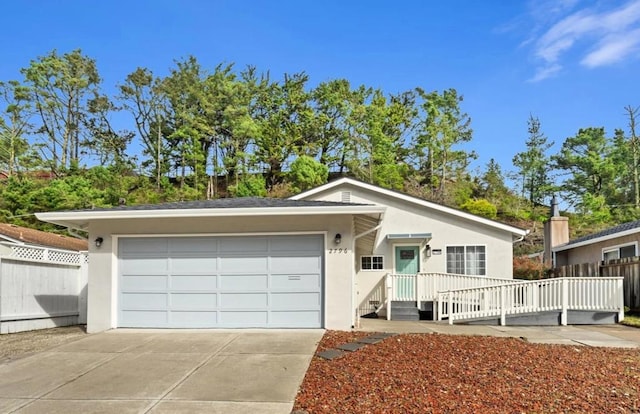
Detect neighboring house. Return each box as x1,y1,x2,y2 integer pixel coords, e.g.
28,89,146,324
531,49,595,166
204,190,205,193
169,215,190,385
0,223,88,252
552,219,640,267
35,177,528,333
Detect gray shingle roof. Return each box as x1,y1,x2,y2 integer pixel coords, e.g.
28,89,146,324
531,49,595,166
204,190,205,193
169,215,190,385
566,219,640,246
73,197,370,212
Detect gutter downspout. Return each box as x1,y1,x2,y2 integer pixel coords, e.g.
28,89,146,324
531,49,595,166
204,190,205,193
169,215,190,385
351,214,384,329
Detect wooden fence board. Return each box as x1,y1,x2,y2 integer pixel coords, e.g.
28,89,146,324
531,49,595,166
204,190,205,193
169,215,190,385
552,257,640,309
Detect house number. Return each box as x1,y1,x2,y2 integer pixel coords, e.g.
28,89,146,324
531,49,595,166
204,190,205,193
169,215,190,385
329,248,348,254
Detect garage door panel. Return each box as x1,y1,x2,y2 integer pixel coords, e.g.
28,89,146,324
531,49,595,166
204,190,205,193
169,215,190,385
169,237,218,253
271,292,320,309
171,293,217,309
220,311,268,325
121,293,167,310
271,256,321,273
121,238,168,254
270,236,322,252
219,237,268,253
219,274,268,290
121,310,168,326
271,274,320,290
219,256,268,273
171,256,217,273
119,235,323,328
121,275,167,291
220,293,267,309
171,275,217,290
171,311,217,326
121,258,168,274
270,311,320,326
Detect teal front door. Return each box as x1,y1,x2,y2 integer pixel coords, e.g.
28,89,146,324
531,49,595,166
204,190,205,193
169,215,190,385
395,246,420,299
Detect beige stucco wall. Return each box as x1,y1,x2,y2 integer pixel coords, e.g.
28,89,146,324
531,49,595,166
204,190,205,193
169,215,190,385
304,184,516,305
86,214,354,333
555,234,640,266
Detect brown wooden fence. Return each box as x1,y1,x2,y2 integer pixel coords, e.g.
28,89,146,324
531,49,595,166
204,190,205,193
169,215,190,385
551,256,640,310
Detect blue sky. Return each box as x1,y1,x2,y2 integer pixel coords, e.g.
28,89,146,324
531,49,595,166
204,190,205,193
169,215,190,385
1,0,639,180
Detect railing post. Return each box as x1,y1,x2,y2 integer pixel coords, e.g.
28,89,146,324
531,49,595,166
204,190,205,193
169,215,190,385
386,274,392,321
500,285,506,326
448,291,453,325
618,277,625,323
561,278,568,326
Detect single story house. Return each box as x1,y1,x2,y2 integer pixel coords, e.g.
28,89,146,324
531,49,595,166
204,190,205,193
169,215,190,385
0,223,88,253
553,219,640,266
36,177,528,333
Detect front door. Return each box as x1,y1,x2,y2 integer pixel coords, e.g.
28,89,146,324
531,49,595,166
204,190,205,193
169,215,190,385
394,246,420,299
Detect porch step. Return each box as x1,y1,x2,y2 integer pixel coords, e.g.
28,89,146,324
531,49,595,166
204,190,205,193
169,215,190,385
390,301,420,321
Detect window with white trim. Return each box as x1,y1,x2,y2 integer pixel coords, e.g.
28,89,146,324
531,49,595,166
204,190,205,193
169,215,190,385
446,245,486,275
361,255,384,270
603,243,636,262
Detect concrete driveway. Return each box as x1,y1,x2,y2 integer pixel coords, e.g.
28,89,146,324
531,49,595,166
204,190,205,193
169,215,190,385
0,329,323,414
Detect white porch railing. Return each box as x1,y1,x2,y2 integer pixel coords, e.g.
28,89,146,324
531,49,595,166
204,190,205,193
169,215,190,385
387,272,519,301
436,277,624,325
383,272,519,320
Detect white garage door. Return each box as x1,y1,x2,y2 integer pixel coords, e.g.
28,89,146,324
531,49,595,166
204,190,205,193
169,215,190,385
118,235,323,328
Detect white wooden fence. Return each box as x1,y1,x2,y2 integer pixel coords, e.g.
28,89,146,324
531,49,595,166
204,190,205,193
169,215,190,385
436,277,624,325
0,243,88,334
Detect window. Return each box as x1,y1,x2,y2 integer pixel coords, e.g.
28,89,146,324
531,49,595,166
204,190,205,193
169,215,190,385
446,245,486,275
361,255,384,270
603,243,637,262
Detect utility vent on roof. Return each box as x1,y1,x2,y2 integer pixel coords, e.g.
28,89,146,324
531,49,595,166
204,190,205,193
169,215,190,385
341,191,351,203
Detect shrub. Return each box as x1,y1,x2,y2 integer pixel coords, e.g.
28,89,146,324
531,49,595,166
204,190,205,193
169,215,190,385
513,255,550,280
228,174,267,197
460,198,498,219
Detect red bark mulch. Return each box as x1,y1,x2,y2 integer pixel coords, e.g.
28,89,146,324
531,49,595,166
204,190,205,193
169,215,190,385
294,331,640,413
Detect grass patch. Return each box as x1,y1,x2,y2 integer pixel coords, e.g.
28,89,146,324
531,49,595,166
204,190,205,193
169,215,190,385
621,313,640,328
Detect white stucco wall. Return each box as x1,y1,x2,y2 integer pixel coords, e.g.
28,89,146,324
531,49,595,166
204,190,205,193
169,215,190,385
86,214,354,333
305,184,517,304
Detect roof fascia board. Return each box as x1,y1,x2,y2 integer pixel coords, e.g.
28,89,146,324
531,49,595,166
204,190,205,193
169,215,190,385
292,178,528,236
35,205,386,223
553,227,640,252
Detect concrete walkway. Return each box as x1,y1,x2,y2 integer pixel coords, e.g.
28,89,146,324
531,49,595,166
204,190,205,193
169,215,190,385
0,329,323,414
358,318,640,348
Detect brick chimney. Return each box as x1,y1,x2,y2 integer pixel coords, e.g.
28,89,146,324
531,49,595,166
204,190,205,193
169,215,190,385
543,195,569,267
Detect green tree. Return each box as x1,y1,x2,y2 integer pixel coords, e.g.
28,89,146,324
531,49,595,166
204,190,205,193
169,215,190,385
288,155,329,192
253,72,313,187
119,67,171,188
21,49,101,171
413,88,474,202
512,115,554,205
0,80,37,175
552,127,619,219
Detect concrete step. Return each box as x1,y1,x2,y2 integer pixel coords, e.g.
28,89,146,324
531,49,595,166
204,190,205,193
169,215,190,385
390,313,420,321
391,301,418,308
389,302,420,321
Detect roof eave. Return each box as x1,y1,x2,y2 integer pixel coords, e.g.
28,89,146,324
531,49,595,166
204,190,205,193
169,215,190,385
553,226,640,252
36,205,386,230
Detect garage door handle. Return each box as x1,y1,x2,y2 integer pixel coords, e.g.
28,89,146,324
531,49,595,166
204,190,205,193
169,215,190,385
288,275,301,280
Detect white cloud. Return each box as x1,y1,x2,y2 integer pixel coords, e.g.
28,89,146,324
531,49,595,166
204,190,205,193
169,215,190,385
525,0,640,81
527,63,562,83
581,29,640,67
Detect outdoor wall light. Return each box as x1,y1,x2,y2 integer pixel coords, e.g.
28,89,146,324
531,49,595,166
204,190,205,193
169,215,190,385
334,233,342,245
425,244,432,257
95,237,104,248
